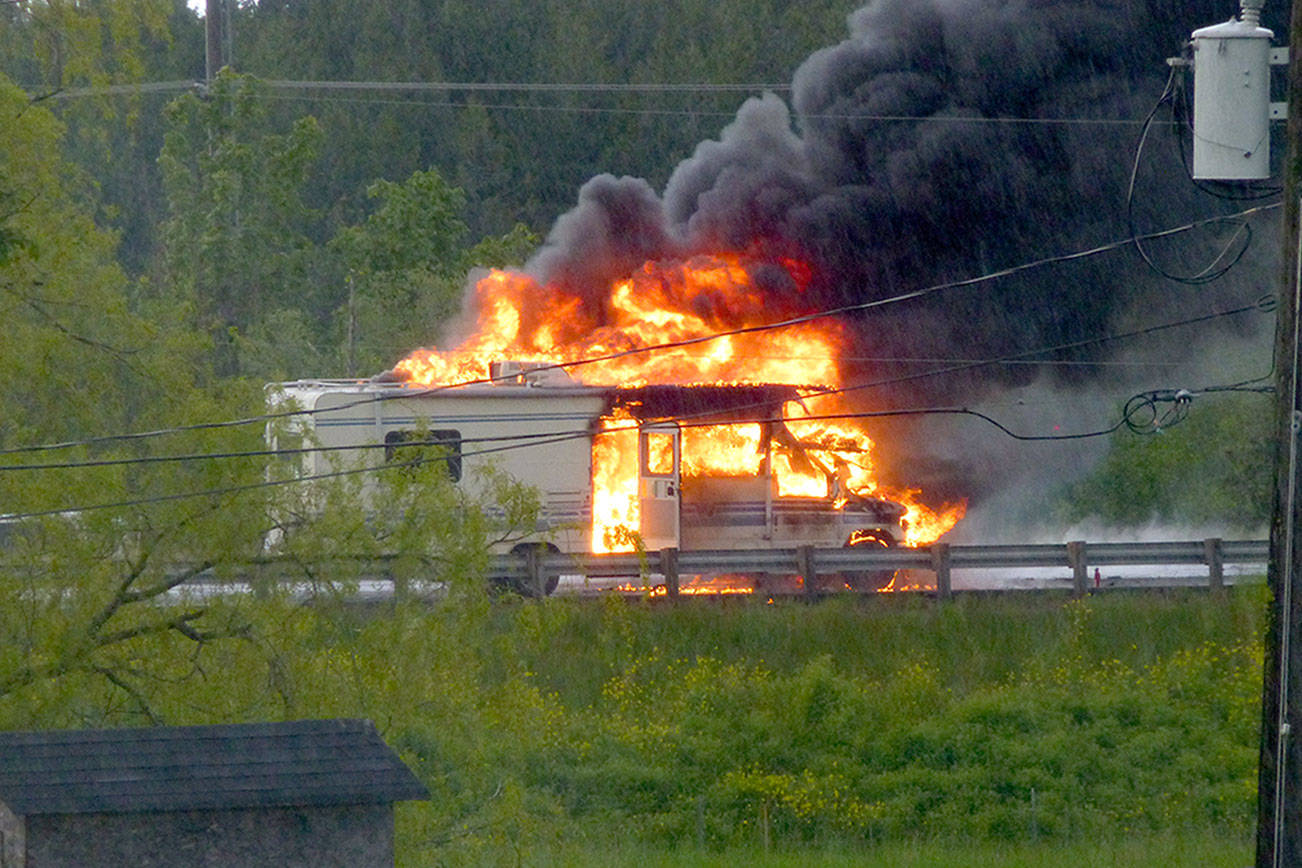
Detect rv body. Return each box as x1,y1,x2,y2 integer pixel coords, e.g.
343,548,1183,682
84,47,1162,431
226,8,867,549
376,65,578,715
267,370,906,560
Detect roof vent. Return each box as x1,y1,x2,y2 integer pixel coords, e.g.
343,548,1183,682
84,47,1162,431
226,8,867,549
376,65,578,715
488,360,575,387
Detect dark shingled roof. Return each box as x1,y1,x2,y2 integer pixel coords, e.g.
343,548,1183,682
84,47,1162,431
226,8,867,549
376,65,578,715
0,718,429,815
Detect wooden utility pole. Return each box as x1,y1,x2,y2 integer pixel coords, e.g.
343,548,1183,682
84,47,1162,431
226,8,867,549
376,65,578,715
1257,2,1302,865
204,0,223,84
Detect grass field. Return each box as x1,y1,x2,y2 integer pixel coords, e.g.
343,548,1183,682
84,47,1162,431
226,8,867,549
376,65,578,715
1,583,1265,865
538,831,1251,866
384,587,1266,864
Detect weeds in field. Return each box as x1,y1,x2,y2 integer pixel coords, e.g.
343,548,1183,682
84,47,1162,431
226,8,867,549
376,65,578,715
0,587,1267,864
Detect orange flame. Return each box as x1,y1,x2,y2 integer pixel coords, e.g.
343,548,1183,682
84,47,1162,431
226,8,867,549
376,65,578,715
393,254,965,551
592,410,639,554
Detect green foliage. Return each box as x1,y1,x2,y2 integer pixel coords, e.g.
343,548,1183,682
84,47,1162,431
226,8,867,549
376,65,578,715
0,0,173,91
504,592,1264,856
156,84,539,379
157,70,328,376
0,577,1265,862
535,831,1252,867
10,0,856,274
0,71,228,453
329,168,538,375
1059,393,1273,529
0,420,546,732
0,82,545,721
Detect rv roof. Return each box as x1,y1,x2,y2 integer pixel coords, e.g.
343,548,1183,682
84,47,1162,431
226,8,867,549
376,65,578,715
269,379,813,422
614,384,802,422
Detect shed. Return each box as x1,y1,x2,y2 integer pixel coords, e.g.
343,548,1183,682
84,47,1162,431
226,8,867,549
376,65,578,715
0,718,428,867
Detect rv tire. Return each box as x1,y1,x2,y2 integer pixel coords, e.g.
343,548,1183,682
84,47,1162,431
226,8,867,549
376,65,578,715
840,531,897,592
493,543,561,598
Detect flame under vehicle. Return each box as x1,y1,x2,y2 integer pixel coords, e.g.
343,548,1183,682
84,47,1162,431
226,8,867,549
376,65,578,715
268,362,909,594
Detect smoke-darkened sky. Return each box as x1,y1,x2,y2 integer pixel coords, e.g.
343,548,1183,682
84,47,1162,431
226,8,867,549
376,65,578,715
529,0,1281,398
520,1,1284,510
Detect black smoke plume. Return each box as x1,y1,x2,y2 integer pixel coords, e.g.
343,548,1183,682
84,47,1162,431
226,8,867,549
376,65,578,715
523,0,1285,503
530,1,1278,382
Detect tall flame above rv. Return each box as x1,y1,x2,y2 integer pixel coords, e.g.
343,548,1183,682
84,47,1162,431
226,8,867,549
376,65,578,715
1190,0,1275,180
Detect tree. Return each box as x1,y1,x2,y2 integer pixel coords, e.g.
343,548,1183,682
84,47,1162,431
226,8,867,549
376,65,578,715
1058,393,1273,530
0,0,173,92
0,83,543,722
329,167,537,375
0,70,265,723
156,70,327,377
0,74,177,449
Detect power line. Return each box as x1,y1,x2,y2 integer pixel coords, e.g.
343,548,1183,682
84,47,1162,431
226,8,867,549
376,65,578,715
0,296,1272,476
0,429,589,522
466,206,1278,395
24,80,792,99
363,348,1196,369
1,378,1269,523
811,296,1274,404
0,408,1132,521
25,77,1156,127
255,90,1155,126
25,80,197,101
0,428,584,473
1124,63,1273,285
0,203,1277,460
264,79,795,94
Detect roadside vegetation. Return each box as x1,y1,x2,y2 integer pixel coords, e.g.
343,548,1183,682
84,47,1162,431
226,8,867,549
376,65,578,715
1058,392,1273,531
0,577,1263,865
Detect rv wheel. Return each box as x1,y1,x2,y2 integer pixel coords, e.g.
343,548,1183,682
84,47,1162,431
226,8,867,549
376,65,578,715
840,532,897,592
494,543,561,597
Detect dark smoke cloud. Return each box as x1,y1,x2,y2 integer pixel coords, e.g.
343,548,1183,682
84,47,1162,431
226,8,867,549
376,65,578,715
523,0,1282,496
529,175,681,301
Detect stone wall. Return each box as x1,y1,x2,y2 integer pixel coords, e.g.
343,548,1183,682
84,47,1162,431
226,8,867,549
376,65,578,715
26,803,393,867
0,802,25,868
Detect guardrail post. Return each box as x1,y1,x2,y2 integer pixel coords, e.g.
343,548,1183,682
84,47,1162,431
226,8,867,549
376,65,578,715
1204,537,1225,593
383,557,409,605
931,542,952,601
1067,541,1087,597
660,547,680,598
798,545,818,598
392,573,410,605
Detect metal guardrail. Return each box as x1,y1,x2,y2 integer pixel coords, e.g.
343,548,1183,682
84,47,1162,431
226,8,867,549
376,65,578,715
493,537,1269,597
173,538,1268,599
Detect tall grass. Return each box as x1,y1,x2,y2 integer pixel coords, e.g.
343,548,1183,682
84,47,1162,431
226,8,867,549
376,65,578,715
0,585,1265,865
494,589,1263,857
536,830,1251,867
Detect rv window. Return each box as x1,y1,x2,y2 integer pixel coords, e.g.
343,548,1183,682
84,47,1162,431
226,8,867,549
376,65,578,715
384,429,462,481
274,431,303,463
642,430,676,477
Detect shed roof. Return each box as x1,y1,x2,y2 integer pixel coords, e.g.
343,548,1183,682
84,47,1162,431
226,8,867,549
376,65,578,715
0,718,429,815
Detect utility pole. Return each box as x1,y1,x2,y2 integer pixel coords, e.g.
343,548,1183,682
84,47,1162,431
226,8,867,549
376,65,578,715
204,0,223,84
1257,0,1302,864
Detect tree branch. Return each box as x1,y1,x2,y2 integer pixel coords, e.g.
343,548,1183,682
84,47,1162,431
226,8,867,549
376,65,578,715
90,665,163,725
120,559,216,604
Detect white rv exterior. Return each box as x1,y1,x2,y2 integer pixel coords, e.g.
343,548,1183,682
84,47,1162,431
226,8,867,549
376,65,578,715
267,368,907,569
267,375,607,554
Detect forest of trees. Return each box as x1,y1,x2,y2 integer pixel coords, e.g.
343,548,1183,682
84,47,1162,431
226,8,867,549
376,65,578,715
1,0,858,380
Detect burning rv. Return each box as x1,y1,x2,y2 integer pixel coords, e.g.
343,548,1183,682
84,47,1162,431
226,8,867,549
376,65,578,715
267,361,914,592
268,254,966,592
